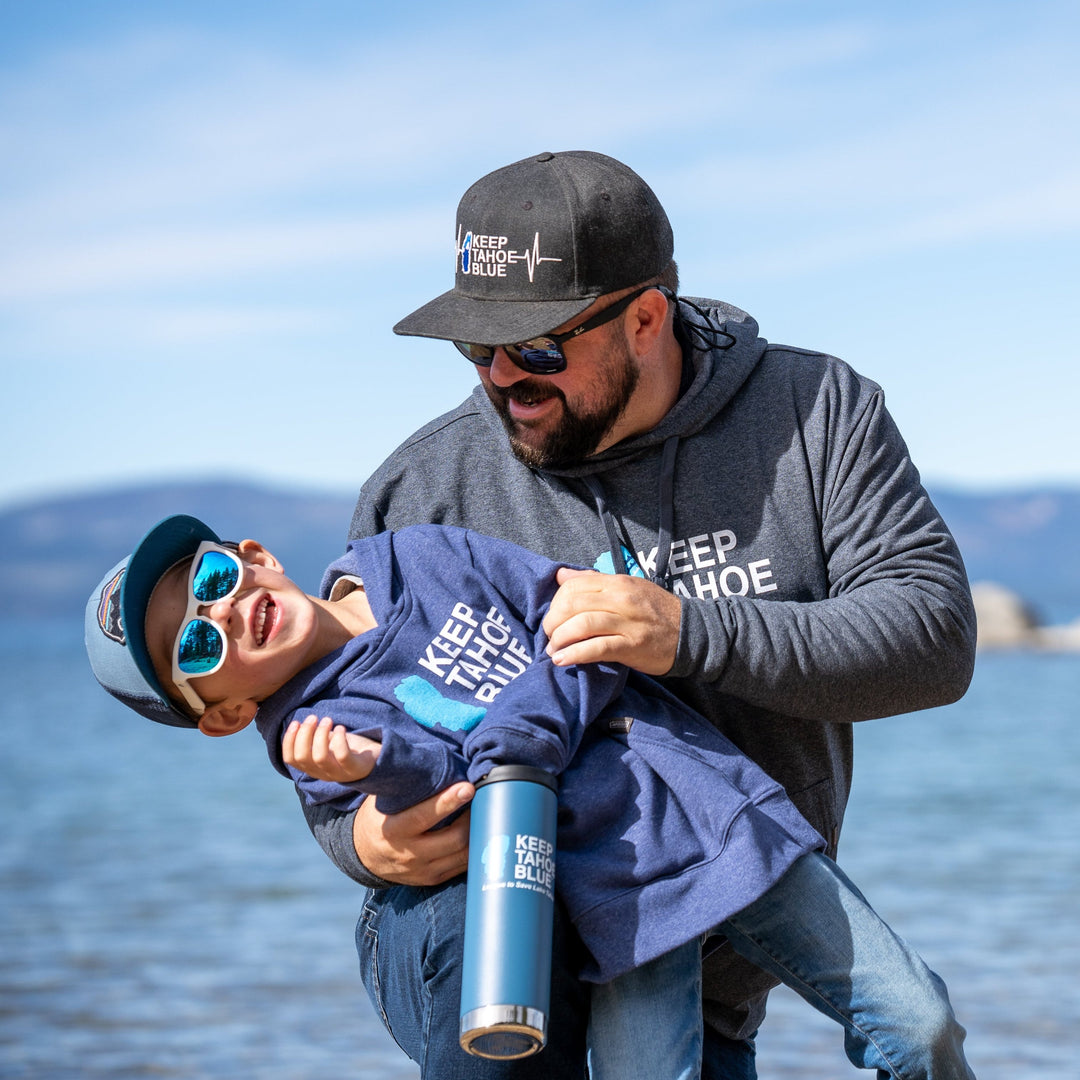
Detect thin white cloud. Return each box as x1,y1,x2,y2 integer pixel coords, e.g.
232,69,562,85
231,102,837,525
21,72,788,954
0,210,446,301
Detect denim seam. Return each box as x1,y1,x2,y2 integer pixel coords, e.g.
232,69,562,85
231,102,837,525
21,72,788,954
358,902,406,1054
418,891,440,1076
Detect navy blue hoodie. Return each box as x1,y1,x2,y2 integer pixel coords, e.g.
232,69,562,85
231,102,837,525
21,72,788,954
255,524,823,982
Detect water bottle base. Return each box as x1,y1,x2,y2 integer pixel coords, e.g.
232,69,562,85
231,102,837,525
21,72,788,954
459,1005,547,1059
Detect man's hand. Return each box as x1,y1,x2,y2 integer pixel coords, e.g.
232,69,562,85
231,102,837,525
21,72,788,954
542,567,681,675
284,714,474,885
352,783,474,885
283,715,380,782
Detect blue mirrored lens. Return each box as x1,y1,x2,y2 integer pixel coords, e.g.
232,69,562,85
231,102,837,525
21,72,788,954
176,618,225,674
192,550,239,603
453,339,565,373
516,340,565,372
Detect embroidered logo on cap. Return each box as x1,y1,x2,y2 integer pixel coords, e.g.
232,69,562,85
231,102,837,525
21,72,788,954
97,568,126,644
456,226,561,283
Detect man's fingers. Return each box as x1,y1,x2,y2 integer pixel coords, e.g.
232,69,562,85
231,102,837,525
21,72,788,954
383,782,475,839
545,610,615,654
352,785,473,884
543,572,612,638
554,566,596,586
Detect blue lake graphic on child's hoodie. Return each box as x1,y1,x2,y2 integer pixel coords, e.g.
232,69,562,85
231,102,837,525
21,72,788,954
393,674,486,733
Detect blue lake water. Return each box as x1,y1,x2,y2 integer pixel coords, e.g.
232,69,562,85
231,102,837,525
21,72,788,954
2,619,1078,1078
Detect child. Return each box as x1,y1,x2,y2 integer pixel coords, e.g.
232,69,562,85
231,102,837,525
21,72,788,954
85,514,976,1080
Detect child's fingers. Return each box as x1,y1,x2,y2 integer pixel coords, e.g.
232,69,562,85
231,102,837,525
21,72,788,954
282,717,315,767
329,724,353,764
282,715,331,770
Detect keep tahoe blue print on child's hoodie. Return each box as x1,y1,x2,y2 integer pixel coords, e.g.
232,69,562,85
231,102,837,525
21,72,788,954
255,525,824,982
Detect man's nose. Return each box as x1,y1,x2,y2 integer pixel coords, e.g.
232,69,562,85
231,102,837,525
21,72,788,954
485,346,531,387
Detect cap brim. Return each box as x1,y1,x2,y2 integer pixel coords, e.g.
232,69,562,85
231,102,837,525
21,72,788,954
393,288,598,346
122,515,221,715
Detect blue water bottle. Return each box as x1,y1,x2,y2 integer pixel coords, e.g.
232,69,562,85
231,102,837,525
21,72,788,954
459,764,558,1059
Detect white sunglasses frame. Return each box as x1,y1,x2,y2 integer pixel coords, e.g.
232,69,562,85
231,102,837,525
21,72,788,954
169,541,245,715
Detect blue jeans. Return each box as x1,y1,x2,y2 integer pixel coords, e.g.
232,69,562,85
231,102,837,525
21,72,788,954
588,853,975,1079
356,879,759,1078
356,878,589,1079
720,852,975,1079
356,855,974,1079
588,936,704,1080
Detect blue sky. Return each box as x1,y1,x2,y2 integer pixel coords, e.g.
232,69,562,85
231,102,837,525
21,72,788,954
2,0,1078,509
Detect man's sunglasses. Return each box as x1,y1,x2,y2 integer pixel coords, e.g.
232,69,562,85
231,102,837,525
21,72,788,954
453,285,658,375
170,541,244,715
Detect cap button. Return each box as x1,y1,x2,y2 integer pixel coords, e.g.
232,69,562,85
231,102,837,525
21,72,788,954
536,152,554,162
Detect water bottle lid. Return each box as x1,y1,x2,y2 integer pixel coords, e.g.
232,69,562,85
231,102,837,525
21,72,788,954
474,764,558,792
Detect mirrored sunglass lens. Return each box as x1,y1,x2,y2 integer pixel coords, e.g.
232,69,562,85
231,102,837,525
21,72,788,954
176,619,225,674
516,339,565,372
191,550,239,603
454,342,494,364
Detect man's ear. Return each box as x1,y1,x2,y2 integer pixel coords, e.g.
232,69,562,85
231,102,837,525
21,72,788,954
198,699,258,738
627,287,672,355
236,538,284,573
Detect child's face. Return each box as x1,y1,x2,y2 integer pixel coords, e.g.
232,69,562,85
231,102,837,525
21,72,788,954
144,541,321,715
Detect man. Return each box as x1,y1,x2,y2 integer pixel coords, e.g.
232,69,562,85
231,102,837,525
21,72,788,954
292,151,977,1078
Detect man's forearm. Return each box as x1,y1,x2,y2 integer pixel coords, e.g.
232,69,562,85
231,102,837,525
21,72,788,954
298,789,392,888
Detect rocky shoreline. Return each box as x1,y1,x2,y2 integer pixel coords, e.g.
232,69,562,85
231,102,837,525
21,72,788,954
971,582,1080,651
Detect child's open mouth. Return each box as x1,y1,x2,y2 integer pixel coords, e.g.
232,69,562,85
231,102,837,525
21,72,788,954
253,595,277,646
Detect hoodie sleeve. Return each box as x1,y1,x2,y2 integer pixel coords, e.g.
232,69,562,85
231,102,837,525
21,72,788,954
282,699,470,816
671,388,976,722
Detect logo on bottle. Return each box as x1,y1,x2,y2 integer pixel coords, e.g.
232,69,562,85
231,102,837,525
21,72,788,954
480,831,555,902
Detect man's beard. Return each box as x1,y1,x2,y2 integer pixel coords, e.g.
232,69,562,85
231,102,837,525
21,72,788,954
485,340,640,469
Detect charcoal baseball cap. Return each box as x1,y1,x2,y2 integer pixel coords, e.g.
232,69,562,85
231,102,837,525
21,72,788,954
85,514,221,728
393,150,674,345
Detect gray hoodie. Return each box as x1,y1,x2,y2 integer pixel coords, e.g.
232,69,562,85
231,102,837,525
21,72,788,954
304,296,976,1038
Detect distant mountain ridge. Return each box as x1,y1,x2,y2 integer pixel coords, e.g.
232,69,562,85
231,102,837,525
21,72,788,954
1,480,355,621
2,479,1079,623
929,488,1080,625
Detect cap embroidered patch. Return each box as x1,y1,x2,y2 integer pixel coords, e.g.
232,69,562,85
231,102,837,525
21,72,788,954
456,227,563,284
97,567,126,644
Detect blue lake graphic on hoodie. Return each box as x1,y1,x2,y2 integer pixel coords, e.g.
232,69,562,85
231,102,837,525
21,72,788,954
593,546,646,577
393,675,486,733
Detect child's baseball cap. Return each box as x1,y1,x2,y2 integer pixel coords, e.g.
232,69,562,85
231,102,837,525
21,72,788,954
85,514,221,728
393,150,673,347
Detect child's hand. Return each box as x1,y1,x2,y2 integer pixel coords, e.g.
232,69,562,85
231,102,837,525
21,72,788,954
282,716,380,783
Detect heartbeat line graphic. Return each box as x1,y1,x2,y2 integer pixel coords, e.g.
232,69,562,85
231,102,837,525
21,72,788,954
509,233,562,282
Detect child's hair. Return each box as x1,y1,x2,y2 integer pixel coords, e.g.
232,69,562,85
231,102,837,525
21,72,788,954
85,514,224,729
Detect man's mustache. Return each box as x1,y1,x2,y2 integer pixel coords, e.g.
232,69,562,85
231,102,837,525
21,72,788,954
490,381,564,407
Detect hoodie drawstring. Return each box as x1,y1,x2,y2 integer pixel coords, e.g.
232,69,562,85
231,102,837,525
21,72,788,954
582,435,680,589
